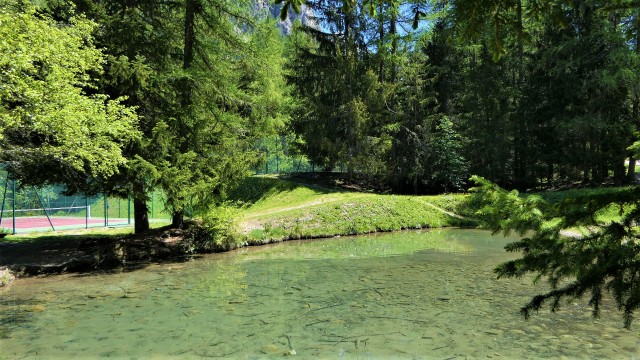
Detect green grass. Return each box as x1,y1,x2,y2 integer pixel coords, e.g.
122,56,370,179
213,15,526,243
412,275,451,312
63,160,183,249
535,186,635,204
535,186,635,224
227,177,639,245
8,175,635,251
527,186,637,236
228,176,475,244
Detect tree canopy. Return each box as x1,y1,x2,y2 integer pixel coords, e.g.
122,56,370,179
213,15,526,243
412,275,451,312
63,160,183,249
0,1,138,190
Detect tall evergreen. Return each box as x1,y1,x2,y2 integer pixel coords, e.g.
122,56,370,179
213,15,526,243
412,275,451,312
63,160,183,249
38,0,291,233
518,1,635,187
287,2,385,177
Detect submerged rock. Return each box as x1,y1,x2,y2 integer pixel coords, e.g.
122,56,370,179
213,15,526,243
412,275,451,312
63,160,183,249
0,266,15,288
25,304,46,312
261,344,283,354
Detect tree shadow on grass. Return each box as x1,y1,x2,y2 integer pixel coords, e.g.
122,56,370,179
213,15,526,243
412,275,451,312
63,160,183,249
226,174,341,207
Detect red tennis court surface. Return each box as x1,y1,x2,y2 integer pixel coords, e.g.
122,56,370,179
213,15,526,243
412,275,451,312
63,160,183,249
0,216,129,232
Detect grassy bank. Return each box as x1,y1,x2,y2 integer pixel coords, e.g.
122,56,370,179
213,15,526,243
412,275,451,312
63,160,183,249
225,176,477,244
533,185,636,236
221,176,636,246
2,175,634,278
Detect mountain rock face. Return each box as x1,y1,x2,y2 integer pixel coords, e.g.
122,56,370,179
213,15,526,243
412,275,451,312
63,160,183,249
254,1,317,34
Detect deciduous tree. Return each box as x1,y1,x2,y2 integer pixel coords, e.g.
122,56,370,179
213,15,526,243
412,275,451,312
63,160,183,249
0,1,138,192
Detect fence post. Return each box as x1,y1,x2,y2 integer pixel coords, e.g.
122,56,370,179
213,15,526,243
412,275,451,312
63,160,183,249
12,180,16,235
0,176,8,228
34,187,55,231
85,195,89,229
127,194,131,225
104,193,107,227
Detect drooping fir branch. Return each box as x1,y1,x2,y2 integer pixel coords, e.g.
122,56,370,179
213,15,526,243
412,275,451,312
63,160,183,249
471,175,640,328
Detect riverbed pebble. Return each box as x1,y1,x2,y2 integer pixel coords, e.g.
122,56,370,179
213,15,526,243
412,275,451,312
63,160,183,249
23,305,46,312
261,344,283,354
0,267,15,288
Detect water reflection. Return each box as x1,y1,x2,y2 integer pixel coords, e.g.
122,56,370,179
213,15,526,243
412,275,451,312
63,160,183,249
1,229,639,359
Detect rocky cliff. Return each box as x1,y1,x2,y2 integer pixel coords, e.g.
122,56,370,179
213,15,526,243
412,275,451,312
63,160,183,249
254,0,317,34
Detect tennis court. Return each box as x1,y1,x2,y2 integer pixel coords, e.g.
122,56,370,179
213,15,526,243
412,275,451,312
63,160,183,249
0,216,130,232
0,176,170,234
0,211,132,233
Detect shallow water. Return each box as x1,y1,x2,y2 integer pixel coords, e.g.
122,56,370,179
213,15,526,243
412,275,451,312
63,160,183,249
1,229,639,359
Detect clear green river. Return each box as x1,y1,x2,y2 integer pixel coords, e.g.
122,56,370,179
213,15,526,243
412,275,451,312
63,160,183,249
1,229,639,359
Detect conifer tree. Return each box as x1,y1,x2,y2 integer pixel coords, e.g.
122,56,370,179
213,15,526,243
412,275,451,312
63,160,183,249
45,0,291,232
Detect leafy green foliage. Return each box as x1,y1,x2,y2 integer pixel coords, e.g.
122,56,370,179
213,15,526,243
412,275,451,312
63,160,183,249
471,176,640,328
192,206,244,252
0,1,138,188
519,3,637,186
287,14,388,177
274,0,302,20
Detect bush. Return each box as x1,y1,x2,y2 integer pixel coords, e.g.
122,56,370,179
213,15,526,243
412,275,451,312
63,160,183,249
191,207,245,252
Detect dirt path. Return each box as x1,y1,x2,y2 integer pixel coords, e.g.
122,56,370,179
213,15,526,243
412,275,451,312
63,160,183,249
411,198,467,220
241,194,369,220
237,197,348,234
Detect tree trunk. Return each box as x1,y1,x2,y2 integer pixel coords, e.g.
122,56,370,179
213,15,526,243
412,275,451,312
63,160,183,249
629,16,640,184
378,2,384,82
172,210,184,228
134,196,149,234
513,0,527,190
389,9,397,84
132,179,150,234
179,0,196,141
613,160,625,186
183,0,196,72
628,157,637,183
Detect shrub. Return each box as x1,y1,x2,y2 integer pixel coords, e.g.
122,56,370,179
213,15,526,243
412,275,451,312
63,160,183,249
191,207,245,252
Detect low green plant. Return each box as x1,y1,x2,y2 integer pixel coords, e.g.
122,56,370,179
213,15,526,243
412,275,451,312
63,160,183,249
193,206,245,252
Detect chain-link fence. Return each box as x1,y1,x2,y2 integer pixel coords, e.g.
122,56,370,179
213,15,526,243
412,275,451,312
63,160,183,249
0,177,170,234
